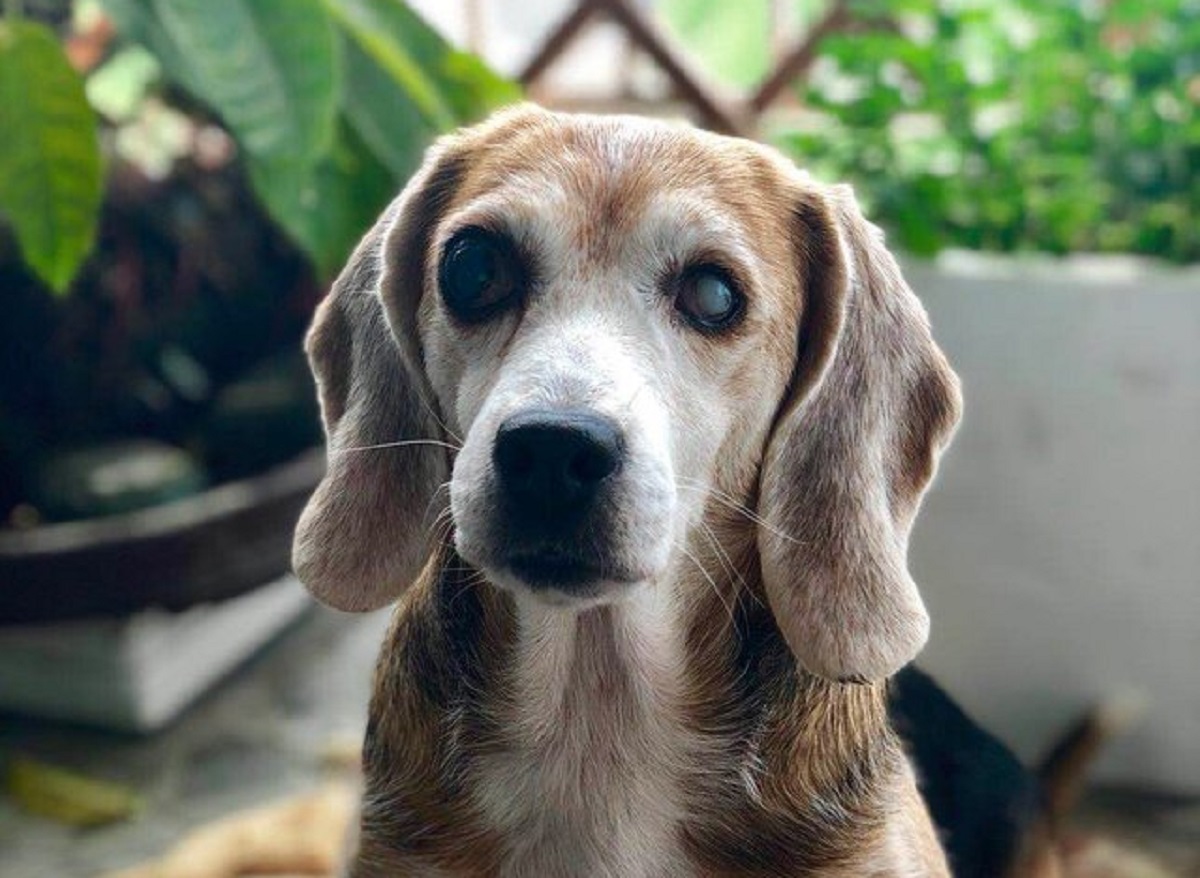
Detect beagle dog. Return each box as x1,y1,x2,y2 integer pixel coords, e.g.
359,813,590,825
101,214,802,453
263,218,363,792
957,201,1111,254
293,105,965,877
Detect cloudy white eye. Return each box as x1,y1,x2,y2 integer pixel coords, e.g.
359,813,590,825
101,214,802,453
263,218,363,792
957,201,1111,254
675,267,744,332
439,229,523,323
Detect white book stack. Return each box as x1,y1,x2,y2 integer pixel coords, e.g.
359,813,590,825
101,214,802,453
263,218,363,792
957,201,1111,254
0,575,311,732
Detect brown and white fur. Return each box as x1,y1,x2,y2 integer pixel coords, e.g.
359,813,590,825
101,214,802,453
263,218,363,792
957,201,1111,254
292,105,963,877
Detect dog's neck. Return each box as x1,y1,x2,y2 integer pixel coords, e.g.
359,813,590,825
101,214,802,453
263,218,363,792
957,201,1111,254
470,587,692,876
502,585,687,747
356,523,927,877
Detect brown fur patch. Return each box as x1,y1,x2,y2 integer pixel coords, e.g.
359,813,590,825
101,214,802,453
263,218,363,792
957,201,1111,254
673,502,905,877
353,552,515,876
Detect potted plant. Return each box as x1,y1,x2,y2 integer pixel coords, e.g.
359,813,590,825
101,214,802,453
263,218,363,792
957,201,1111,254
0,0,516,725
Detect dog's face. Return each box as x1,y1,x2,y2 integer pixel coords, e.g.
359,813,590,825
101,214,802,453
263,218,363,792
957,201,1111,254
293,106,961,682
425,117,800,606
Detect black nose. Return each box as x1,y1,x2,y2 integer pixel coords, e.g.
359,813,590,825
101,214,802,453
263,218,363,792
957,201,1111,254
493,408,623,524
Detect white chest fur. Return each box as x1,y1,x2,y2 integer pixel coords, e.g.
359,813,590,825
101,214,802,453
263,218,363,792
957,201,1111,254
472,587,693,878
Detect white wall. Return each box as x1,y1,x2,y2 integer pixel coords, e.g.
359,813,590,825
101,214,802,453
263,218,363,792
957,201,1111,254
907,253,1200,792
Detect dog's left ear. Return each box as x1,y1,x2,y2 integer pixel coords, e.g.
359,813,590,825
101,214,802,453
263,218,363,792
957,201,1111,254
757,183,962,683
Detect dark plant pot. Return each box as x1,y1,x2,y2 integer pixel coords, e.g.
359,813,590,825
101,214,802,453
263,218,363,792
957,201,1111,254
0,450,323,625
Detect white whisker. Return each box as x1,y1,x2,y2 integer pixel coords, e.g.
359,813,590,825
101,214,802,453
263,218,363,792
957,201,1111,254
423,481,455,529
332,438,462,455
672,537,736,628
676,477,808,547
694,519,765,613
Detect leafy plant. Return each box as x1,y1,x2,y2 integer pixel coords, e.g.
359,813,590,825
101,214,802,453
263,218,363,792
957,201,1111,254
663,0,1200,263
0,0,519,292
0,1,516,524
0,16,102,292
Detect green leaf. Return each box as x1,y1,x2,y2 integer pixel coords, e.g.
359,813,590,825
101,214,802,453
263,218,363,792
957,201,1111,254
328,0,519,137
269,0,520,272
326,0,457,133
249,115,394,279
101,0,339,162
0,21,102,294
97,0,519,277
338,26,437,180
7,756,142,827
437,49,523,118
100,0,343,275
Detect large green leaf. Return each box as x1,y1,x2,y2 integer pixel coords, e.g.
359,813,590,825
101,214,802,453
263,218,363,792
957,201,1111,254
249,115,394,279
329,0,520,178
99,0,519,277
101,0,339,162
262,0,520,274
332,0,518,119
0,21,102,294
338,28,436,181
100,0,343,274
327,0,455,134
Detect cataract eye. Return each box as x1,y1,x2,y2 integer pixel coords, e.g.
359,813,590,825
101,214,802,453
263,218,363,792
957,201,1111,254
677,268,743,331
440,231,522,321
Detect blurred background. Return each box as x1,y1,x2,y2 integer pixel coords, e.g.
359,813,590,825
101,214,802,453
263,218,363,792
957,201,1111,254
0,1,1196,875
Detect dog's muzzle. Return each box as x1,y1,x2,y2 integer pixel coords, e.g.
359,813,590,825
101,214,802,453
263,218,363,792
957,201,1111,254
492,407,625,590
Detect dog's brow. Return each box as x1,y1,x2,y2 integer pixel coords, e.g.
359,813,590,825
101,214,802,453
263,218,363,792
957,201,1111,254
437,183,573,259
635,193,760,287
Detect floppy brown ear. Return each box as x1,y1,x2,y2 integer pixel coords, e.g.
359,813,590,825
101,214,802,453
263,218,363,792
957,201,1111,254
292,143,465,612
757,183,962,682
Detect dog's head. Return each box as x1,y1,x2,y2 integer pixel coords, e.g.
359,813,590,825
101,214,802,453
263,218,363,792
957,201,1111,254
293,105,961,682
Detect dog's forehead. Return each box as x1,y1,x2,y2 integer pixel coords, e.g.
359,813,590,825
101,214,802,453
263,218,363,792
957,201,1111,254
447,113,796,260
459,114,740,195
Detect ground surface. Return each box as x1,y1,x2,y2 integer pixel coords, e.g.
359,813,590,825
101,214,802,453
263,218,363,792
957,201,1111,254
1,603,1196,877
0,606,387,878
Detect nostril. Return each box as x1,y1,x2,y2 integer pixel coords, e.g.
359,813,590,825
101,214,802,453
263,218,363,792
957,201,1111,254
568,443,618,484
499,441,535,481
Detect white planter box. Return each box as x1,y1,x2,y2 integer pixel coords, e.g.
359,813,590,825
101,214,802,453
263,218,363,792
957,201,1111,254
905,252,1200,793
0,576,311,731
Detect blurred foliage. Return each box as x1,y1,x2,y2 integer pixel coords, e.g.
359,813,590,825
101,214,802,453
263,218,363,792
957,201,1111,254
7,755,142,827
664,0,1200,262
0,0,519,291
660,0,775,89
0,1,517,522
0,19,102,293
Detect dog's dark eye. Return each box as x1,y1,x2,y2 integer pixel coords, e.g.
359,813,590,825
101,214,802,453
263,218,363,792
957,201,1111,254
676,267,743,331
439,230,522,322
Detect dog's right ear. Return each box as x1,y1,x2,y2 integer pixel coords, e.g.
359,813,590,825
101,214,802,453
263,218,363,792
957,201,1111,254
756,181,962,682
292,142,466,612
